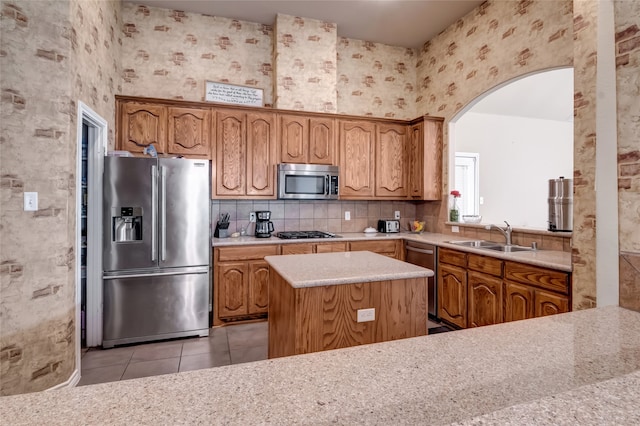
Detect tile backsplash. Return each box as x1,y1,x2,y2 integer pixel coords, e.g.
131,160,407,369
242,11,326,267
211,200,418,237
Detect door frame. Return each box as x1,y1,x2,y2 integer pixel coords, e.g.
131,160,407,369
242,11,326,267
76,102,107,358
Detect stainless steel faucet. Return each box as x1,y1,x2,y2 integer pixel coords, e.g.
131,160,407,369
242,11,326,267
487,221,512,245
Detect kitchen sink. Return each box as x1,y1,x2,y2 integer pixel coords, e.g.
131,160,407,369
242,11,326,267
446,240,497,248
480,245,533,253
447,240,534,253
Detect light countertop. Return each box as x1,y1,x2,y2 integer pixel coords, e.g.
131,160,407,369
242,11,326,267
2,306,638,424
213,231,572,272
265,250,434,288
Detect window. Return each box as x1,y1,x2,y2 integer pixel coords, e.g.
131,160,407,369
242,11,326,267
454,152,479,216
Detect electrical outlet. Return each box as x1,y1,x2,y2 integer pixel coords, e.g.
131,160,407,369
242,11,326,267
249,212,256,223
24,192,38,211
345,211,351,220
357,308,375,323
394,210,401,219
452,226,460,233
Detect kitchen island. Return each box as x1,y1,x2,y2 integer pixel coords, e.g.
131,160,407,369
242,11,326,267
1,306,639,424
265,251,434,358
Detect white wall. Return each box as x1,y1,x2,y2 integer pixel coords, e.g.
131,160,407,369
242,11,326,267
455,112,574,229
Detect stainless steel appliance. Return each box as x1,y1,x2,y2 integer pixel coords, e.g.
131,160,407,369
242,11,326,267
278,163,339,200
276,231,339,239
405,241,438,319
255,210,274,238
102,157,210,348
548,176,573,232
377,219,400,233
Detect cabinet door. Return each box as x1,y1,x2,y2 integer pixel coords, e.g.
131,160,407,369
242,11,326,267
408,122,424,198
281,243,314,255
217,262,249,319
375,123,408,198
248,260,270,315
339,120,376,198
535,289,569,317
468,271,503,327
437,263,467,328
422,117,443,200
214,110,245,197
120,102,167,154
315,242,347,253
309,117,336,165
246,112,276,196
279,114,308,163
167,107,211,157
504,281,534,322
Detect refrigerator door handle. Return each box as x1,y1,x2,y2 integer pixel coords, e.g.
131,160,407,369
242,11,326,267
151,164,158,261
160,165,167,261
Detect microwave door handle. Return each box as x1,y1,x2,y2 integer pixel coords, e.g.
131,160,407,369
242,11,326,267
325,175,330,195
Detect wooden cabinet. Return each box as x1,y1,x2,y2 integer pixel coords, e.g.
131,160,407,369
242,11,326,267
438,262,467,328
279,114,336,164
213,245,279,325
349,239,402,259
375,124,408,198
438,248,570,329
315,241,347,253
504,281,535,322
408,116,443,200
118,101,167,154
339,120,376,198
281,243,315,255
212,109,277,198
167,107,211,157
468,271,503,327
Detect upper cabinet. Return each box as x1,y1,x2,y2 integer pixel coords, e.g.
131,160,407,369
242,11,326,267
213,109,277,198
408,116,443,200
118,101,167,154
339,120,376,198
375,123,408,198
167,107,211,157
279,114,336,165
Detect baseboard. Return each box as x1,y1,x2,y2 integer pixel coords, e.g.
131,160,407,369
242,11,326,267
46,369,80,391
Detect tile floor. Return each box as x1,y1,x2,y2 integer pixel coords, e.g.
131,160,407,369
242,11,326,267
79,319,450,386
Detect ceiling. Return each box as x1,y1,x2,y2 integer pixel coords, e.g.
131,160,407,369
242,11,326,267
126,0,484,49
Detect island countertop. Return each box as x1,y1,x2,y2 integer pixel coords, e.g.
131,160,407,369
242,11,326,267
1,306,639,424
264,250,434,288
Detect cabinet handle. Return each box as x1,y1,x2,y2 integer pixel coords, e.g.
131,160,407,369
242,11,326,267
406,246,434,255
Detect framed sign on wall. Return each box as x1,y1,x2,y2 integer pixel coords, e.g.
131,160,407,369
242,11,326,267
205,81,264,107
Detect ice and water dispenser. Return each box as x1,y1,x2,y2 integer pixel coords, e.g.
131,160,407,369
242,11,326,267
112,207,142,242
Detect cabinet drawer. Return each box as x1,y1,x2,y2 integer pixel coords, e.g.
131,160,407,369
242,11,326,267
281,243,314,255
316,242,348,253
216,245,279,262
349,240,398,254
468,254,503,277
504,261,569,294
439,248,467,268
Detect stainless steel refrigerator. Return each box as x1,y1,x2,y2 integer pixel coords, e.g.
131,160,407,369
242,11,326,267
102,156,210,348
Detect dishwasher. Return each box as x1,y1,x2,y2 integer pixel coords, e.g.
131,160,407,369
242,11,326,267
405,241,438,320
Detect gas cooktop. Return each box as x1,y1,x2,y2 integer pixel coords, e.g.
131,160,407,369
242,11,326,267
276,231,339,239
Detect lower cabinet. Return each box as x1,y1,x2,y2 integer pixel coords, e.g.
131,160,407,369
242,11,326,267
438,263,467,328
467,271,503,327
438,248,571,329
214,245,279,326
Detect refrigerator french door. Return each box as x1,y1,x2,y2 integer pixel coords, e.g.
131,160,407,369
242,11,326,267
102,157,210,348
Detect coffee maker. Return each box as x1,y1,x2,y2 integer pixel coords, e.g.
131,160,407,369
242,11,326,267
255,210,274,238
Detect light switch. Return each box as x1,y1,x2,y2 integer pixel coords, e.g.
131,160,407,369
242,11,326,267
345,211,351,220
24,192,38,211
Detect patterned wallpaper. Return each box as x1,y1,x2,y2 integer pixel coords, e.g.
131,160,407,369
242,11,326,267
337,38,417,119
120,3,274,106
274,14,337,113
413,1,573,228
614,0,640,311
0,0,121,396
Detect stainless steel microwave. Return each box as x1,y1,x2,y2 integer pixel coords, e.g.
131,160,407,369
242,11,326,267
277,164,339,200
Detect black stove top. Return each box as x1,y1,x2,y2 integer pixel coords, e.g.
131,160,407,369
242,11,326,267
276,231,339,239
